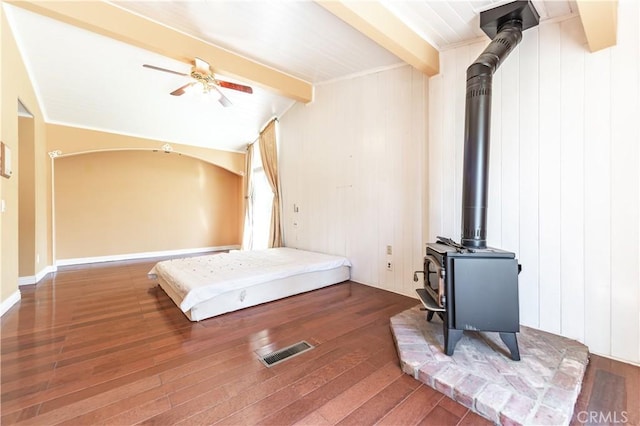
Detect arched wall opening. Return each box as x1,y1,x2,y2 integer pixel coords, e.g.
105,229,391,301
53,149,243,263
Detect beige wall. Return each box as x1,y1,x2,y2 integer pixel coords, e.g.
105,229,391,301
1,8,50,305
1,6,4,302
55,150,242,260
18,116,35,276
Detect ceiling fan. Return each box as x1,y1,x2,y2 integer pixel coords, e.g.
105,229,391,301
143,57,253,107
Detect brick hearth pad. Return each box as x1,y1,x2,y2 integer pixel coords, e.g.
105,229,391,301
390,306,589,425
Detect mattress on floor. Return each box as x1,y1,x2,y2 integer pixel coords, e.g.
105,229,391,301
148,247,351,321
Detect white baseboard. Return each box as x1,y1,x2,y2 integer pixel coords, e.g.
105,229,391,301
55,245,241,267
0,290,21,317
18,276,35,286
18,265,58,286
589,350,640,367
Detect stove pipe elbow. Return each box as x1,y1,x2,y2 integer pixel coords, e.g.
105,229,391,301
461,20,523,249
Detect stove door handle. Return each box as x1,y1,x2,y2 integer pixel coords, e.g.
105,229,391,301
413,271,424,282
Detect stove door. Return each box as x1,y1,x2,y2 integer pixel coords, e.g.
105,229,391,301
425,255,446,308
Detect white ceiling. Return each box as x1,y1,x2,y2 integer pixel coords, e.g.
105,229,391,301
3,1,576,153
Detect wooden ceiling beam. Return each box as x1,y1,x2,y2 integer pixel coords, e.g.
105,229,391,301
6,0,313,103
316,0,439,76
575,0,618,52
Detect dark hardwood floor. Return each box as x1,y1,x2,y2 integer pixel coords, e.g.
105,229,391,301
1,258,638,425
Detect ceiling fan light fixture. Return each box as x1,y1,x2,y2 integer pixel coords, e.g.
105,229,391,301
145,57,251,107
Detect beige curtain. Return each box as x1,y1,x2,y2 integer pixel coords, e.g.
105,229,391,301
241,143,254,250
258,119,282,248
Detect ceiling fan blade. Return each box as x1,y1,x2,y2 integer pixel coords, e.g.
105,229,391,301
194,57,210,74
217,80,253,94
170,82,194,96
213,87,232,107
143,64,189,77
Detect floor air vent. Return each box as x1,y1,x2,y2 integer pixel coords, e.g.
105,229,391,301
259,341,313,367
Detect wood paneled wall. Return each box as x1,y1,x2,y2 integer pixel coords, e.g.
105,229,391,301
279,3,638,365
280,3,639,365
279,65,429,297
429,4,639,364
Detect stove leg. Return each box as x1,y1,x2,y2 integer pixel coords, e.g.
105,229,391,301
499,332,520,361
444,327,463,356
426,311,435,322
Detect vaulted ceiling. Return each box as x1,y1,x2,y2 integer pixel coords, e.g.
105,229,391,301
4,0,600,153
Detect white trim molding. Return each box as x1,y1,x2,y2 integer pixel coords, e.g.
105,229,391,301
18,265,58,286
18,276,34,286
0,290,21,317
55,245,241,267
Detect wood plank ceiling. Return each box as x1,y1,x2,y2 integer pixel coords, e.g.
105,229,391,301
3,0,587,152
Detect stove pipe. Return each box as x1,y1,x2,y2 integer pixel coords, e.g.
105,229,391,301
461,1,539,249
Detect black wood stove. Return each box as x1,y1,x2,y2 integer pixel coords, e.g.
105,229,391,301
416,237,521,360
415,1,539,361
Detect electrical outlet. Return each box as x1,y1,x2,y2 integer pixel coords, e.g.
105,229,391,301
386,245,392,255
386,261,393,271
